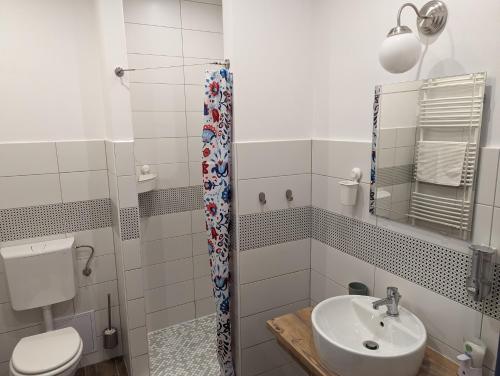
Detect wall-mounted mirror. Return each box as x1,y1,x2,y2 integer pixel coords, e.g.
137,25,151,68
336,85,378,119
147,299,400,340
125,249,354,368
370,72,487,240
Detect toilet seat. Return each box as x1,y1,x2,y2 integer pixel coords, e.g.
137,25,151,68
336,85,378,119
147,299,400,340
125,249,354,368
10,327,83,376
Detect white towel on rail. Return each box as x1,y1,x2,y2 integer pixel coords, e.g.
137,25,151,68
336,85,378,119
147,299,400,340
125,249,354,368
415,141,467,186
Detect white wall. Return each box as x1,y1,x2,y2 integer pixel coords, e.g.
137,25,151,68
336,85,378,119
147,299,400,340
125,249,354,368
311,0,500,146
0,0,108,142
223,0,314,142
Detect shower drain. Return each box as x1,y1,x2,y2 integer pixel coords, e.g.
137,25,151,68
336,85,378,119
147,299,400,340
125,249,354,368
363,340,379,350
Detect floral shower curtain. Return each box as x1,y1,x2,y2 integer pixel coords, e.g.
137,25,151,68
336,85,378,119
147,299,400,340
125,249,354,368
201,68,234,376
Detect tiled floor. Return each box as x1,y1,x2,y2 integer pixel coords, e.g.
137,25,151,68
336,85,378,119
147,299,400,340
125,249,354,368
149,313,219,376
76,357,127,376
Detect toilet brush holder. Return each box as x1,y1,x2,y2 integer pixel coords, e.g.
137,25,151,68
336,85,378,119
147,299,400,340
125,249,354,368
103,293,118,349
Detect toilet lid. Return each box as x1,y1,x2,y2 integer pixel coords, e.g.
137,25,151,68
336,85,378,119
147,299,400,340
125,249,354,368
12,327,82,374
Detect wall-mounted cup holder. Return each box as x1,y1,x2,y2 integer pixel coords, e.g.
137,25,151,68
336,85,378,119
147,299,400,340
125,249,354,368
339,168,361,206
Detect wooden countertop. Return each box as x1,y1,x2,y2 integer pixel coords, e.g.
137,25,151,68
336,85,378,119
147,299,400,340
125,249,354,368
266,307,458,376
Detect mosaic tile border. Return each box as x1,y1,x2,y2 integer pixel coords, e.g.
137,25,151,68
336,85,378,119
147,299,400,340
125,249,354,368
311,207,498,320
139,186,203,218
119,207,140,240
0,199,112,242
238,206,311,251
376,164,414,187
237,206,499,320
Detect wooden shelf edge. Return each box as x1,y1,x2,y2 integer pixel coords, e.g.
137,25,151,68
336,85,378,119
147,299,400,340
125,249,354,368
266,307,459,376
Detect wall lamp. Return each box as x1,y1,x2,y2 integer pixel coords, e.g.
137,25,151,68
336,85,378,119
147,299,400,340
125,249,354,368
379,1,448,74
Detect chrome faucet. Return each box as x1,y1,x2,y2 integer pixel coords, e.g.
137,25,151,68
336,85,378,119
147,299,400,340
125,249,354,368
372,287,401,316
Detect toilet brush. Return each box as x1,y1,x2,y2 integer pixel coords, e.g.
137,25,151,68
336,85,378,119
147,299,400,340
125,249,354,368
103,293,118,349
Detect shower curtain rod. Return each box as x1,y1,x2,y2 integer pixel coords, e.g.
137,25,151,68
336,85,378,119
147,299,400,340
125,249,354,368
114,58,230,77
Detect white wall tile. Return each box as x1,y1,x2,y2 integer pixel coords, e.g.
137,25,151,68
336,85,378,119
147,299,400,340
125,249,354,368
0,303,41,334
72,228,114,259
149,163,190,189
496,161,500,207
117,175,138,208
185,85,204,112
184,59,213,86
194,276,212,300
471,204,493,246
122,238,142,271
130,83,185,112
77,254,117,287
378,128,396,149
374,268,482,353
105,141,116,175
0,174,61,209
123,0,181,27
56,141,106,172
135,138,188,165
129,326,148,356
146,302,195,332
128,54,184,84
144,280,194,313
240,300,309,349
312,140,371,182
127,298,146,330
0,142,58,176
113,141,136,176
240,240,310,284
312,174,375,224
193,254,210,278
125,268,144,300
140,211,191,241
182,29,224,59
240,270,310,317
396,127,416,147
181,1,223,32
192,232,207,256
142,235,192,266
131,354,150,376
125,23,182,56
189,162,202,186
143,258,193,289
195,297,215,318
60,170,109,202
237,140,311,179
241,340,292,376
186,111,203,136
310,270,347,304
476,148,499,206
238,174,311,215
191,209,205,233
481,315,499,370
132,111,187,139
187,136,201,162
491,208,500,259
75,280,119,313
311,239,374,293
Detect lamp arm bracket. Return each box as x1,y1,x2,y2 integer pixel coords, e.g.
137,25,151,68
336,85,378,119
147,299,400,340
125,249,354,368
397,3,430,26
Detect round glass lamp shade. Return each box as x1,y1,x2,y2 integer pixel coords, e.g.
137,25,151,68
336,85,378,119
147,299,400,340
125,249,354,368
379,33,421,73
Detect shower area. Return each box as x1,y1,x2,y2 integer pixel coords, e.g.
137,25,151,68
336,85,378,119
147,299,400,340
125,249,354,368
121,0,225,374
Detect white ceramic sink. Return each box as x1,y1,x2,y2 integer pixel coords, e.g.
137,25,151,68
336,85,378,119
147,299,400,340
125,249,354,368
312,295,426,376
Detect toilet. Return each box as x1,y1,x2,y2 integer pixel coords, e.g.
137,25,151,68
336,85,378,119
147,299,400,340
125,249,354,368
0,238,83,376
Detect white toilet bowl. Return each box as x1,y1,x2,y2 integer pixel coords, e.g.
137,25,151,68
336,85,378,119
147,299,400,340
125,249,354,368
9,327,83,376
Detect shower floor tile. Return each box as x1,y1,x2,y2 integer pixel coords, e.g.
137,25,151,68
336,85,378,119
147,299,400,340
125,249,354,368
148,313,220,376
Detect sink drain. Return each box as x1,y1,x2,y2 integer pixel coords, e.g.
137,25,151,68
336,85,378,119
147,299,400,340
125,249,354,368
363,340,379,350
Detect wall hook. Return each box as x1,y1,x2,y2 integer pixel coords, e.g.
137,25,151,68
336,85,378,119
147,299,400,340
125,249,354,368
286,189,294,201
259,192,267,205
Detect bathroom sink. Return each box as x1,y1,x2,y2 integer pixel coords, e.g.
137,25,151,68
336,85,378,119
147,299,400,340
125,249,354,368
311,295,426,376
